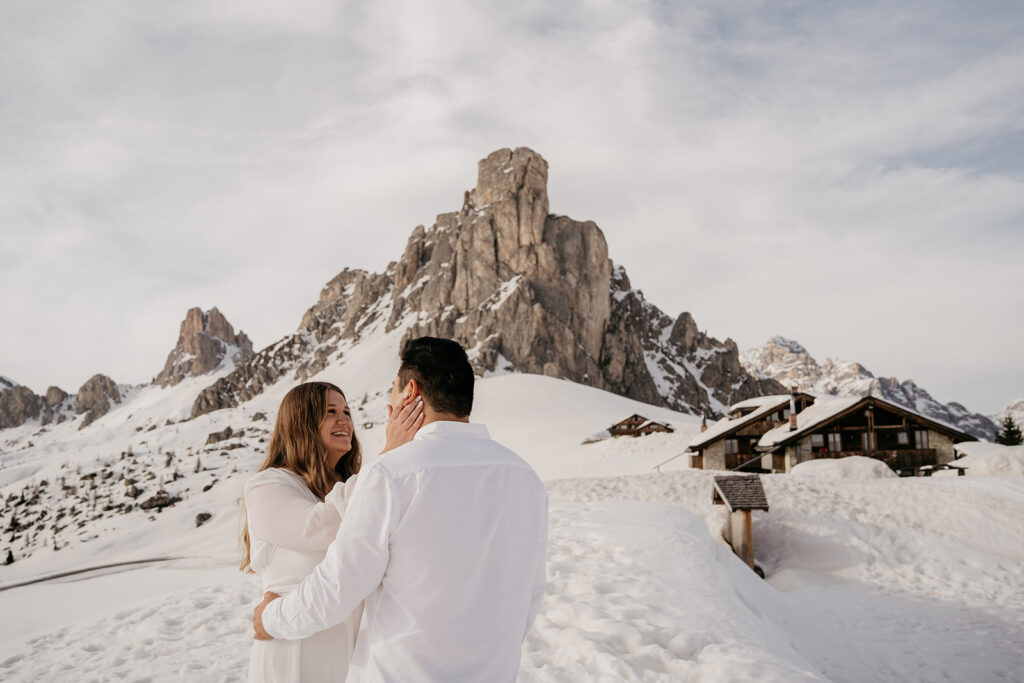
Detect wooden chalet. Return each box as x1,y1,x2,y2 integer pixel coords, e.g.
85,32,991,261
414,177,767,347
608,414,675,438
757,395,977,475
688,390,815,472
712,475,769,576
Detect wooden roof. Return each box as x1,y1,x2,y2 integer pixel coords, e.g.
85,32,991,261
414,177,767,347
610,414,673,431
712,475,769,512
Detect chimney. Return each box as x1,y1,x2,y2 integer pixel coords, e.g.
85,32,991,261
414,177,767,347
789,387,798,431
700,413,708,433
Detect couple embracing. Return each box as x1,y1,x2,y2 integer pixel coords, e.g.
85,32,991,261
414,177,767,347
241,337,549,682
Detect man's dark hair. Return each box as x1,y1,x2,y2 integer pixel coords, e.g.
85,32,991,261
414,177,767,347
398,337,474,417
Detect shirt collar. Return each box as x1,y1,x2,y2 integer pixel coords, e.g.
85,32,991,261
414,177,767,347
414,420,490,440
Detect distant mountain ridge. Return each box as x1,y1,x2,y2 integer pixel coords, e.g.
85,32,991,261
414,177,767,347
0,307,250,430
741,336,997,440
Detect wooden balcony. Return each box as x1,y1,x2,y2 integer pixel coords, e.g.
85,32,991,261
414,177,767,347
736,420,786,437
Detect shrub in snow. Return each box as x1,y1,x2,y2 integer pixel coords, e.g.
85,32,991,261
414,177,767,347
996,416,1023,446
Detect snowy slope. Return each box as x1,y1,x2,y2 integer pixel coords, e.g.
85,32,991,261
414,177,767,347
2,331,1024,681
3,463,1024,682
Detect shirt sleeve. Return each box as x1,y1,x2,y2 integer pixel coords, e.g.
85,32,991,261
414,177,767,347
261,463,400,640
524,489,549,638
244,471,351,553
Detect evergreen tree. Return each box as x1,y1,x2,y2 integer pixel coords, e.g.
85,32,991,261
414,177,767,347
996,416,1023,446
4,549,13,565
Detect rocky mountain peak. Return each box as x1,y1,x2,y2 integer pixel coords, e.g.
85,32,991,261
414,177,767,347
768,336,809,355
155,307,253,387
742,336,823,388
192,147,779,419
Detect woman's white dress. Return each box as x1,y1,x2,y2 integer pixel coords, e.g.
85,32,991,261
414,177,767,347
244,468,362,683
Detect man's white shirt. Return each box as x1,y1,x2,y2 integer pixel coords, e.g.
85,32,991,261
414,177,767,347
261,420,549,682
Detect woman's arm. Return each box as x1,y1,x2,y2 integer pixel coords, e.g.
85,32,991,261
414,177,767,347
245,473,345,552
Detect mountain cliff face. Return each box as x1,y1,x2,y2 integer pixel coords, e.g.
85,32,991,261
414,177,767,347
193,147,781,419
742,336,997,440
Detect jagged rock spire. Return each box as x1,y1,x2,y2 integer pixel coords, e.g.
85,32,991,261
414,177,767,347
155,307,253,388
192,147,779,419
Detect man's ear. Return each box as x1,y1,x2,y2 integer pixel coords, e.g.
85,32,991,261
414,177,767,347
405,379,422,401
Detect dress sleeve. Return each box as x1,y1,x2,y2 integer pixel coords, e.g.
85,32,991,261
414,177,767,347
244,470,349,553
261,463,400,640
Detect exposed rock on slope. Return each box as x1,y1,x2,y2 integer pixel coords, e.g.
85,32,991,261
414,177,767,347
76,374,122,429
193,147,780,419
154,307,253,387
742,336,996,440
0,385,42,429
0,377,76,429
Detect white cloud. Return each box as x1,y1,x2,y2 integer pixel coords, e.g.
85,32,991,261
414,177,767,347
0,0,1021,414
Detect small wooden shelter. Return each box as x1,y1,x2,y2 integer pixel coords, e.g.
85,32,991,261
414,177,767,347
608,414,675,438
712,475,769,576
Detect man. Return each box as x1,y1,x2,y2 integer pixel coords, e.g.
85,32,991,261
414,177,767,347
254,337,549,682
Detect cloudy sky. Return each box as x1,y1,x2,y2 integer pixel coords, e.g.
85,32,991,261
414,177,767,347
1,0,1022,414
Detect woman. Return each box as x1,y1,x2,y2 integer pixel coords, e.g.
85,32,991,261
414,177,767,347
241,381,423,683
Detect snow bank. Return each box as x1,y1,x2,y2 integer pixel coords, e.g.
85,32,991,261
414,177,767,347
790,455,897,480
522,502,825,682
0,502,828,683
945,442,1024,477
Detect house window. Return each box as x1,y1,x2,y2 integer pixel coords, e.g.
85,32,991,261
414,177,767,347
811,434,825,450
897,431,909,446
914,430,929,449
861,432,876,451
828,433,842,452
725,439,739,455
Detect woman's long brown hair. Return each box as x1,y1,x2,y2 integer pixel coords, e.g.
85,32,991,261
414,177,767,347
240,381,362,573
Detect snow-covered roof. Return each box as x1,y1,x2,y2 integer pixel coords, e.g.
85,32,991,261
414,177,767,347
688,395,791,450
758,395,974,450
758,397,861,448
729,394,792,412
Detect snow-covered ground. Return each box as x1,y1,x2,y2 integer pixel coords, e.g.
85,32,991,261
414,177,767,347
2,366,1023,681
